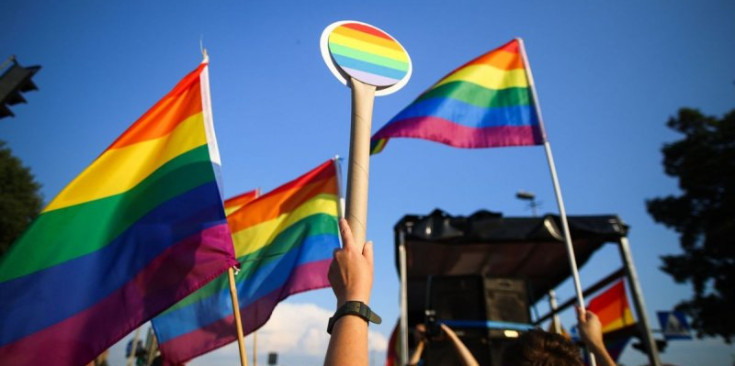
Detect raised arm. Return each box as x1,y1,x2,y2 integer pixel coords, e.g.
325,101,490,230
324,219,375,366
576,306,616,366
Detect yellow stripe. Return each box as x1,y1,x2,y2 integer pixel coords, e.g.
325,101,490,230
434,65,529,90
231,194,338,258
329,33,408,63
225,205,244,216
332,26,403,52
44,113,207,212
601,309,635,333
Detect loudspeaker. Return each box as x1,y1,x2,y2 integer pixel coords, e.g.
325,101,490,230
484,277,530,338
424,276,530,365
426,275,529,337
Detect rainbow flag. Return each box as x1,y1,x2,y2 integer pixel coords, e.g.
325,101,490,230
224,188,260,216
153,159,341,364
588,279,636,333
0,61,237,366
370,39,545,154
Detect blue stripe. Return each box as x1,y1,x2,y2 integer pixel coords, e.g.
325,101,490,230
331,54,408,80
0,181,226,347
387,97,538,128
153,233,338,342
441,320,535,331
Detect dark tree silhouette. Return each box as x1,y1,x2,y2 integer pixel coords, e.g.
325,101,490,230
647,108,735,342
0,140,42,257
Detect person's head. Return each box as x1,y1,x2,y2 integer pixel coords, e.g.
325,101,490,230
502,329,583,366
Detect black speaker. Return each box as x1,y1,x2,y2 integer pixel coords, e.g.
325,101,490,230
484,277,530,338
426,276,529,337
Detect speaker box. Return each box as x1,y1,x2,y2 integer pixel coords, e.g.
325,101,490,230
424,276,530,365
426,275,530,337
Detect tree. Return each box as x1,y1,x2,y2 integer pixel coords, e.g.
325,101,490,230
0,140,43,257
646,108,735,342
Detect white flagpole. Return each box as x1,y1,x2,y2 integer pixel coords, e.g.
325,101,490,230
517,38,595,365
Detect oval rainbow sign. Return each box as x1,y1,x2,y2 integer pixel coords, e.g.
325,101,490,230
321,21,411,96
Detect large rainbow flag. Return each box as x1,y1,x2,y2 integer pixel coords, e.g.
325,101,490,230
0,61,237,365
153,159,341,364
370,39,545,154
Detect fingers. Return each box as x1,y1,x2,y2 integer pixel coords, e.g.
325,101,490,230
339,218,355,250
575,306,586,322
363,241,374,267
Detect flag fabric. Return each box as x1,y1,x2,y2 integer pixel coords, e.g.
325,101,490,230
224,188,260,216
587,279,636,333
153,159,341,364
370,38,545,154
0,61,237,365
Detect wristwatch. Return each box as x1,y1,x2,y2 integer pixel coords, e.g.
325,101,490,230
327,301,382,334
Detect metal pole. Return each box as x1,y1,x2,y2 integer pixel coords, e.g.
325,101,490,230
398,231,409,366
517,37,594,366
618,237,662,366
548,290,562,334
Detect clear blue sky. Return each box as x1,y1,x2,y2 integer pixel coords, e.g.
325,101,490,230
2,1,734,365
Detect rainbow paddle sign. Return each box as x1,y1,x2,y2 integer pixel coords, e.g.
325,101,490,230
321,20,411,96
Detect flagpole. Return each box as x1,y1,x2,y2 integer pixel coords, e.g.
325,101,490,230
345,78,376,247
127,327,141,366
517,38,595,365
228,267,249,366
333,155,345,220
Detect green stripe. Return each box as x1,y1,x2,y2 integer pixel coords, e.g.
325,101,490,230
159,213,338,313
329,43,409,72
0,145,215,282
418,82,532,108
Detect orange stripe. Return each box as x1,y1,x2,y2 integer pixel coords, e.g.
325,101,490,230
228,176,337,233
465,49,524,70
341,22,393,40
107,64,205,150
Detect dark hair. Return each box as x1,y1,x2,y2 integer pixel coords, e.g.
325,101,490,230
501,329,583,366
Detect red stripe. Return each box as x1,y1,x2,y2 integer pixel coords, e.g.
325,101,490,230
106,63,206,150
265,160,334,197
341,22,393,40
372,116,543,149
0,224,236,366
158,259,331,364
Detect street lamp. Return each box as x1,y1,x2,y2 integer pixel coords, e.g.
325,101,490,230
516,190,539,217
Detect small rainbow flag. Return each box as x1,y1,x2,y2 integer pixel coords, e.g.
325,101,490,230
327,22,410,87
152,159,341,364
0,61,237,366
371,39,545,154
587,279,636,333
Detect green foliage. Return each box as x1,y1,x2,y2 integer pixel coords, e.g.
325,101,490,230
647,108,735,342
0,140,43,257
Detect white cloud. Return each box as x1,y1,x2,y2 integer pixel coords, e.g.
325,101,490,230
190,302,388,365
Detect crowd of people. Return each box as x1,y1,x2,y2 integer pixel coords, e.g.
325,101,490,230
324,218,616,366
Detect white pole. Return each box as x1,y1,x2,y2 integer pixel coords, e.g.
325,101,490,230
398,231,409,366
517,38,594,365
618,237,662,366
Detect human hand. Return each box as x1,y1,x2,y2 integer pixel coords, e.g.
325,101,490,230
576,306,605,351
328,218,374,307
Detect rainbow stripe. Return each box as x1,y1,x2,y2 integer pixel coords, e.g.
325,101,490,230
370,39,545,153
152,160,340,364
587,279,635,333
328,22,410,87
224,188,259,216
0,63,237,366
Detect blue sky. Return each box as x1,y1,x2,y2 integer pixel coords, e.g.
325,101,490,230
2,1,734,365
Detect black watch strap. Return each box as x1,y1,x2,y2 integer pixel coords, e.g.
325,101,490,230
327,301,382,334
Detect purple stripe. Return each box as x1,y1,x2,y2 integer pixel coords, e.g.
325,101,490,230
157,259,331,364
341,66,400,86
372,116,544,148
0,224,236,366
